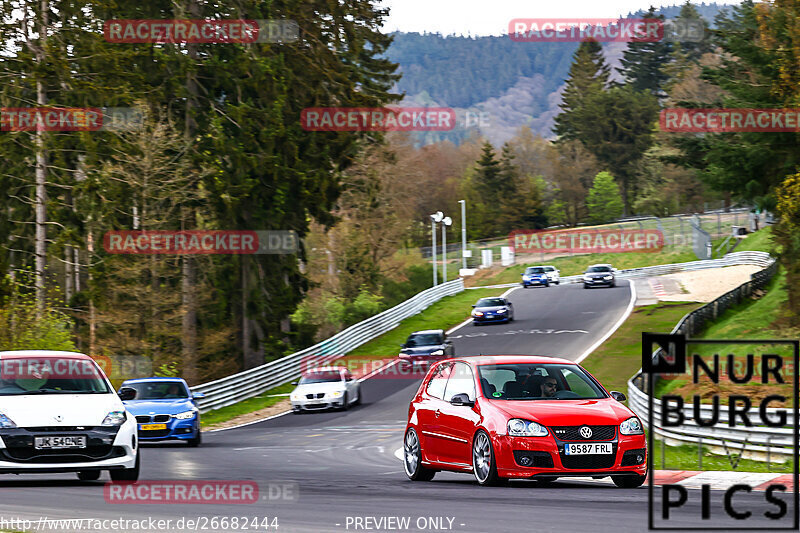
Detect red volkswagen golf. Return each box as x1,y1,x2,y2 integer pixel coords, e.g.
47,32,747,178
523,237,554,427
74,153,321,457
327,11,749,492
403,355,647,487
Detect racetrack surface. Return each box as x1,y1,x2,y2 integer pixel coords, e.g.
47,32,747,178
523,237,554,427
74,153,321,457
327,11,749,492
0,280,788,532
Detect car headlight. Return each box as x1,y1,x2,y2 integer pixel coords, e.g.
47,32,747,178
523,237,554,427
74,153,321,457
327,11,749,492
430,349,445,356
328,391,344,398
496,308,507,313
0,411,17,429
604,275,613,280
522,275,530,280
173,409,197,420
620,417,644,435
472,311,484,317
290,392,302,401
507,418,548,437
101,410,127,426
583,275,592,281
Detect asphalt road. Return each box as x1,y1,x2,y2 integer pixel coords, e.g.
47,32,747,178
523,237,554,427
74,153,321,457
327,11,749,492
0,280,791,532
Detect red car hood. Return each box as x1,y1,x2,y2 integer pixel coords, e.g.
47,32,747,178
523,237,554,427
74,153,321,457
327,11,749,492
490,398,634,426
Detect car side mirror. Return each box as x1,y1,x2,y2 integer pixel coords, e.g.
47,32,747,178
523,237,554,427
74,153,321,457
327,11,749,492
610,391,626,402
400,343,406,349
291,381,299,386
118,387,137,401
192,391,205,400
450,393,475,407
471,305,476,308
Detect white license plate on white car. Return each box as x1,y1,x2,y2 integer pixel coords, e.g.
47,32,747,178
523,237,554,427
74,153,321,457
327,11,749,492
34,436,87,449
564,443,612,455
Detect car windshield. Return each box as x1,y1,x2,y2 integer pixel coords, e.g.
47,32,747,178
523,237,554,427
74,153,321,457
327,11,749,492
299,371,342,384
476,363,607,400
0,357,110,395
525,267,545,274
405,333,443,347
544,267,555,272
587,266,612,273
476,298,506,307
124,381,189,399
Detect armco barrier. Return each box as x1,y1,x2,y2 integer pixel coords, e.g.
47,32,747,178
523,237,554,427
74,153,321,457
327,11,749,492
190,278,464,412
626,251,789,461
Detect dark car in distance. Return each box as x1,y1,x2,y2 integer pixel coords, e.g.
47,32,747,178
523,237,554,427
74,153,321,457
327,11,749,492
471,297,514,325
399,330,455,367
583,264,616,288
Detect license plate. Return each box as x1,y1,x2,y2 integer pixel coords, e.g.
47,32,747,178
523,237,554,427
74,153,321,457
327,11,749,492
140,423,167,430
564,443,613,455
34,435,87,449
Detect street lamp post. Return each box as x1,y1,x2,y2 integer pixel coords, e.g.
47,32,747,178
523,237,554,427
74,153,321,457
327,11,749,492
458,200,467,269
442,216,452,282
430,211,443,286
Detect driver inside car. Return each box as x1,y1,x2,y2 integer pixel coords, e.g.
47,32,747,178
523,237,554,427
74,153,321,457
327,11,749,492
540,376,558,397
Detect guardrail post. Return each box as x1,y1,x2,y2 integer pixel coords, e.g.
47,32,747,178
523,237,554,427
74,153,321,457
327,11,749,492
698,437,702,470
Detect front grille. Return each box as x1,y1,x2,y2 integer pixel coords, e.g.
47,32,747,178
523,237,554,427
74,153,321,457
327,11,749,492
25,426,96,432
135,416,151,424
0,445,119,463
139,429,170,438
621,448,647,466
306,393,325,399
513,451,554,468
560,449,617,469
551,426,615,441
153,415,170,423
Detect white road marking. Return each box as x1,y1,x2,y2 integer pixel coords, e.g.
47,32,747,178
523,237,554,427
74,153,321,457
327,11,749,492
575,279,637,364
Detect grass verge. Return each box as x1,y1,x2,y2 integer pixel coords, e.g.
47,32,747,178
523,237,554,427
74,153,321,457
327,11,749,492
580,302,702,394
653,439,793,473
347,288,505,358
201,287,504,427
200,382,294,428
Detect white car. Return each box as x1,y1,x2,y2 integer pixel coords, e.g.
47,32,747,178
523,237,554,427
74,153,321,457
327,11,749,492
543,265,560,285
0,350,139,481
290,367,361,412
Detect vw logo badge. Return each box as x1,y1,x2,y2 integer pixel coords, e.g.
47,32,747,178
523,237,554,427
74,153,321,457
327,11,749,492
54,415,63,422
579,426,592,439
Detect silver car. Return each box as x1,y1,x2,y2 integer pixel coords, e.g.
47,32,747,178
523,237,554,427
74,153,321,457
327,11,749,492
290,367,361,413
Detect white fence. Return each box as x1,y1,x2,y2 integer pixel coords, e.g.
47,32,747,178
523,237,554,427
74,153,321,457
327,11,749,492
191,278,464,412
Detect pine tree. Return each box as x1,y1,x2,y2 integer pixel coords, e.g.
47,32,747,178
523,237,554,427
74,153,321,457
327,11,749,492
617,6,674,96
587,172,624,223
553,40,610,141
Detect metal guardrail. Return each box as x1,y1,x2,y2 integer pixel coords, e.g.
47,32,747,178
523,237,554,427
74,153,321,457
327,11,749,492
190,278,464,412
466,251,775,290
626,251,788,461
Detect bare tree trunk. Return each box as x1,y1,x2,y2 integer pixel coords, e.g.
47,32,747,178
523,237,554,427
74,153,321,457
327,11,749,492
87,229,96,355
64,246,73,302
181,253,197,382
33,0,49,318
179,0,200,381
241,258,250,366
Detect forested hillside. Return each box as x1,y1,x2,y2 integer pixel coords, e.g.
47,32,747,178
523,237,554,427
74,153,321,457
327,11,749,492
386,2,732,144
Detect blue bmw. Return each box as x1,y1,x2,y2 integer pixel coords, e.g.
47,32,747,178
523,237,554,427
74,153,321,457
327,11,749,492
119,377,204,447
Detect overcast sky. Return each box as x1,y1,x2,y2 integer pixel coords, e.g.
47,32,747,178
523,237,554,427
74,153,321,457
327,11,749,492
378,0,743,36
